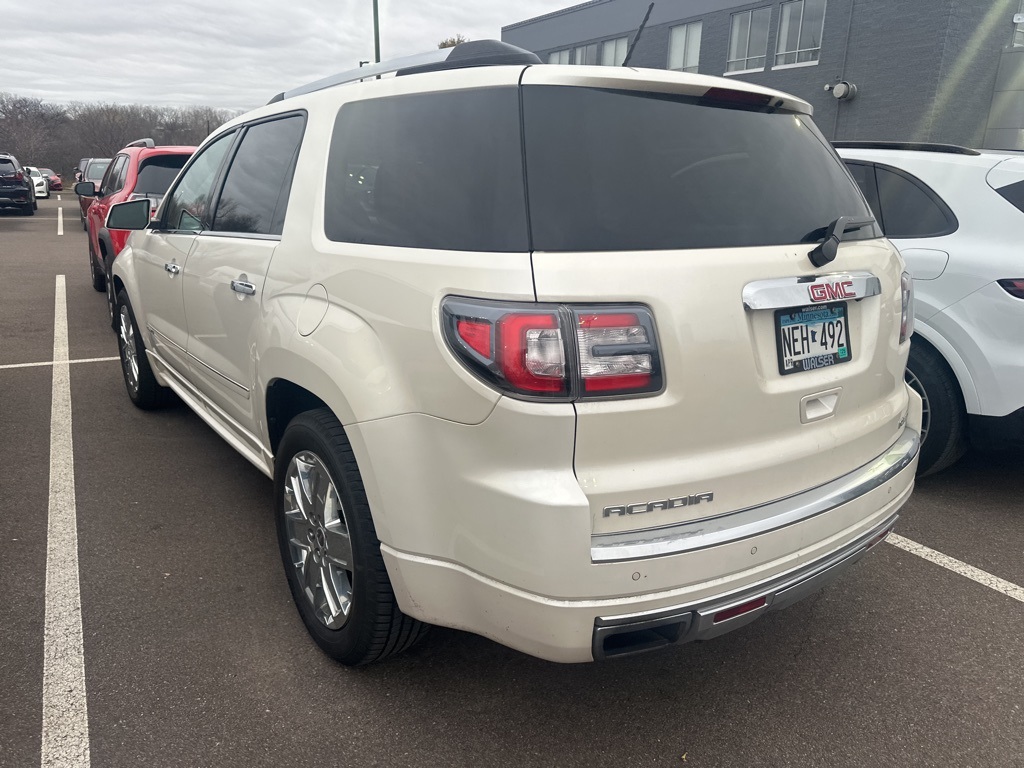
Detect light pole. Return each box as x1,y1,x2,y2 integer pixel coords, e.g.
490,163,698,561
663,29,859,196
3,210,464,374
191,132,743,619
372,0,381,64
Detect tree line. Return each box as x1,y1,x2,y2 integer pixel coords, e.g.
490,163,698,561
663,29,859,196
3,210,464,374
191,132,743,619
0,93,235,180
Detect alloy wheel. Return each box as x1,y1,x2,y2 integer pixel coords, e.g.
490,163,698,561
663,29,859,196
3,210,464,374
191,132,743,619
118,305,139,395
904,368,930,445
282,451,354,630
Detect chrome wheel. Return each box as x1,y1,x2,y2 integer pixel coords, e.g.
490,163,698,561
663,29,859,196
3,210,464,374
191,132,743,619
283,451,354,630
119,304,139,396
905,368,930,445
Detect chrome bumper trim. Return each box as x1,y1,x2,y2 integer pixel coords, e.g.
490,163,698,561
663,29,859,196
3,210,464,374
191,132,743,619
591,427,919,563
592,511,899,659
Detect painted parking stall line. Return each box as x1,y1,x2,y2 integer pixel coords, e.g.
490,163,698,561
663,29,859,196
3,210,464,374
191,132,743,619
0,357,118,371
41,275,91,767
57,206,64,236
888,533,1024,604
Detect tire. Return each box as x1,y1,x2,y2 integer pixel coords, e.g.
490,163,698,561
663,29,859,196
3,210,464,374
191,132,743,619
905,343,967,476
115,289,172,409
82,216,87,231
274,409,428,666
22,201,34,216
89,245,106,292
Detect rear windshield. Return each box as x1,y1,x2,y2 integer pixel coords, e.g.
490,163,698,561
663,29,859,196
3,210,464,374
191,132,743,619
996,180,1024,214
40,168,55,176
324,87,528,252
136,155,189,196
85,160,110,183
522,86,879,251
0,159,17,175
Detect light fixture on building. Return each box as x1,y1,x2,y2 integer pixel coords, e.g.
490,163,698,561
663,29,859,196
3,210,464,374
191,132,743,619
824,81,858,101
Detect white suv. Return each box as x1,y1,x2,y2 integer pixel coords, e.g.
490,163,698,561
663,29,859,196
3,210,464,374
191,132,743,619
106,41,920,664
836,142,1024,475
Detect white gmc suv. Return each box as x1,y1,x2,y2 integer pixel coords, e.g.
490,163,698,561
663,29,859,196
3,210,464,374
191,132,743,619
106,41,920,664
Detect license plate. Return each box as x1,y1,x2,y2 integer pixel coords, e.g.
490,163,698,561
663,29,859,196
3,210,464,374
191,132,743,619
774,302,852,375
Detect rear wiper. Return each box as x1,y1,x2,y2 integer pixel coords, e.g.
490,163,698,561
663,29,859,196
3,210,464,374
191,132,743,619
806,215,876,267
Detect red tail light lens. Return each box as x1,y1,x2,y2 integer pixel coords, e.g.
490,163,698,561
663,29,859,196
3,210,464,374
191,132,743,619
998,279,1024,300
14,171,24,182
442,298,662,400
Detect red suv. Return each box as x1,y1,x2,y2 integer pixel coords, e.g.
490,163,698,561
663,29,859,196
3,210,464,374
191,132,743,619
76,139,195,325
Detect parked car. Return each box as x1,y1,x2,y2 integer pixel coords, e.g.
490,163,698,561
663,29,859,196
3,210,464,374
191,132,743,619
0,152,36,215
836,142,1024,475
76,158,110,228
75,139,195,325
40,168,62,191
24,166,50,199
106,40,920,665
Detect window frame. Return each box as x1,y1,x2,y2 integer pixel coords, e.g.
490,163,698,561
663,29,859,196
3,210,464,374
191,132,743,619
99,155,128,197
1014,0,1024,47
667,20,703,73
600,36,629,66
209,110,307,239
726,7,772,74
548,49,571,65
775,0,827,67
157,130,239,234
573,42,599,66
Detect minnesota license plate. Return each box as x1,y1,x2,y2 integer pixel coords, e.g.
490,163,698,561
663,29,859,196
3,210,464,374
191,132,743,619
775,302,852,375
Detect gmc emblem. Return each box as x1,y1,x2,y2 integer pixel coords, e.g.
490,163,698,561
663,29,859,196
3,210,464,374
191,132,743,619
809,281,855,302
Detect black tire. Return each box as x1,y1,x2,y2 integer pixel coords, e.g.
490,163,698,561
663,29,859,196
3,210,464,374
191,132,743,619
275,409,428,666
82,216,87,231
89,245,106,292
905,343,967,476
115,289,172,410
22,201,34,216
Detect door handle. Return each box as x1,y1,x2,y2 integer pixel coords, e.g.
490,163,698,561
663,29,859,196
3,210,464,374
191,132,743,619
231,280,257,296
164,263,181,275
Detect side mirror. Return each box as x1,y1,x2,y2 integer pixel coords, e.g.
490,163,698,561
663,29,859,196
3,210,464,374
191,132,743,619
106,198,152,231
75,181,97,197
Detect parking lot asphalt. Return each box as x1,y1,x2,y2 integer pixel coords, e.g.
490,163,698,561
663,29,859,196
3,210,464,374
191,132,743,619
1,197,1022,768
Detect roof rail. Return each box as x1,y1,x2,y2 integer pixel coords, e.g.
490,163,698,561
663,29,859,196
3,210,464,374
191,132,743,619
267,40,541,105
832,141,981,156
124,138,156,149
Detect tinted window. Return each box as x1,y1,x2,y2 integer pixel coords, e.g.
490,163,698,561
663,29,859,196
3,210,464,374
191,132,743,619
135,155,190,195
875,166,957,238
0,159,16,177
101,155,128,196
996,179,1024,214
163,133,234,232
213,115,304,236
523,87,879,252
325,88,528,252
844,161,881,220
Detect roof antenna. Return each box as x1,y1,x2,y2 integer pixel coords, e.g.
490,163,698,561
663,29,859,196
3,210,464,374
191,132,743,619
621,2,655,67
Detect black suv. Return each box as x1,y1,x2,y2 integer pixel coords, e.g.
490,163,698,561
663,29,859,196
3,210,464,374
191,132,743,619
0,153,36,216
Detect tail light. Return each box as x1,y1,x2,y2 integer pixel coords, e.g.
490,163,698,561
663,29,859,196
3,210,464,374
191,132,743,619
997,279,1024,300
14,170,24,182
127,193,163,219
899,271,914,344
442,297,662,400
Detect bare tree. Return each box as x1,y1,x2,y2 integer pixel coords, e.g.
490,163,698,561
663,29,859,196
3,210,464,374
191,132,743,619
438,34,470,49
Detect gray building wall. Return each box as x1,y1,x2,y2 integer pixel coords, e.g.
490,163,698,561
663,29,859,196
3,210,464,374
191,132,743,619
985,47,1024,149
502,0,1021,148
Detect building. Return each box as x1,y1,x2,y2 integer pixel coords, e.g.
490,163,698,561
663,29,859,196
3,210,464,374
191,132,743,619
502,0,1024,150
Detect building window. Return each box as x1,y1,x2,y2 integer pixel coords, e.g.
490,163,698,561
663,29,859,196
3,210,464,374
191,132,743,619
776,0,826,65
574,43,599,65
1014,0,1024,47
601,36,629,66
548,49,570,65
668,21,702,72
727,7,771,72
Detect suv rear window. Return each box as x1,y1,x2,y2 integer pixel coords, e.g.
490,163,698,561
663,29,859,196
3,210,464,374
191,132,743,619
996,179,1024,214
136,155,190,196
0,159,16,176
85,160,110,183
522,87,879,251
325,88,528,252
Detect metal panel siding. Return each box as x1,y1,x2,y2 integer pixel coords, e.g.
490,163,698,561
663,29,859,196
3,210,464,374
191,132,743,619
504,0,1013,146
985,47,1024,149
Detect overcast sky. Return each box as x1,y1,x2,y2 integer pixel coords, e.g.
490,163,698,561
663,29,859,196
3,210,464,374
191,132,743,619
3,0,570,112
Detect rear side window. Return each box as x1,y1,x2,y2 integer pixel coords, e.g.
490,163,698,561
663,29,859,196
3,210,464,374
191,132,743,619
101,155,128,196
325,88,528,252
135,155,190,196
874,165,957,238
213,114,305,236
522,87,879,252
996,179,1024,214
85,159,110,183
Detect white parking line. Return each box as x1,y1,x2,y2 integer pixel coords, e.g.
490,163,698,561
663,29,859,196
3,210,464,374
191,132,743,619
0,357,118,371
41,275,91,767
57,207,64,236
888,533,1024,604
57,195,61,201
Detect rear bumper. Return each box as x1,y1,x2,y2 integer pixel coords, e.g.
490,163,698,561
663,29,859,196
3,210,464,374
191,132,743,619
381,427,918,662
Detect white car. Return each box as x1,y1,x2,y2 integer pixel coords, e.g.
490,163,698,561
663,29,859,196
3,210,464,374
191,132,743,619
837,142,1024,475
105,40,919,664
24,165,50,199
